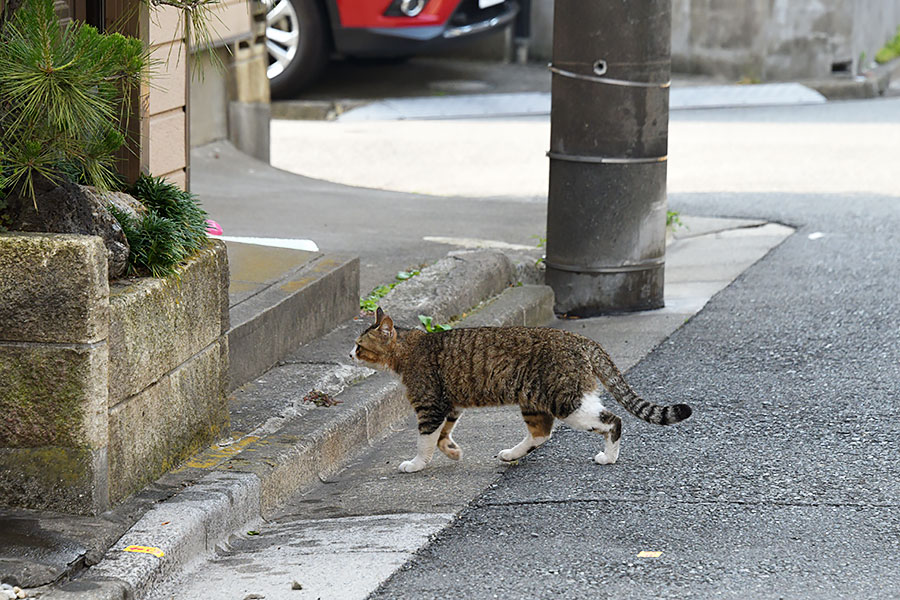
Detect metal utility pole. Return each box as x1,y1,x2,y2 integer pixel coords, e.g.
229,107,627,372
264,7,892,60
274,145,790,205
545,0,671,316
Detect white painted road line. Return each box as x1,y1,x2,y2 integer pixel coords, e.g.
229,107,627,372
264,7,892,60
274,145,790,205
210,235,320,252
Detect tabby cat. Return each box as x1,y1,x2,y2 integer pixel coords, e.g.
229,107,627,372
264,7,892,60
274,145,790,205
351,308,691,473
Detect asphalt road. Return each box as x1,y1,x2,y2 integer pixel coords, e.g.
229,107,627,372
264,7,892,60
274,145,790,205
368,191,900,599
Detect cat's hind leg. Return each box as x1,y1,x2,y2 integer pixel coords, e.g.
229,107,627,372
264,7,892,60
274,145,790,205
437,408,463,460
561,391,622,465
498,410,554,462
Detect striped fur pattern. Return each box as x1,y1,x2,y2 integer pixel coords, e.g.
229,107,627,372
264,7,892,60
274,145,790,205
352,308,691,472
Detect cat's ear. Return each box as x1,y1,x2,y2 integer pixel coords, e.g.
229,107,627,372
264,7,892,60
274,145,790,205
378,315,395,338
375,307,385,326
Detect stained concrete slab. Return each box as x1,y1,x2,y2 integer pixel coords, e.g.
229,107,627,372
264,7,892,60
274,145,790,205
225,241,360,390
144,514,452,600
224,242,318,306
0,510,127,588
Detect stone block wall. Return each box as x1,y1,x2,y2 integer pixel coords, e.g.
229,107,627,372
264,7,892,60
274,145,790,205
0,234,230,514
671,0,900,80
0,234,111,514
526,0,900,79
106,242,230,502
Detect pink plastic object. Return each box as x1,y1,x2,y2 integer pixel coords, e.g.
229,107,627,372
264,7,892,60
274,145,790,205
205,219,223,236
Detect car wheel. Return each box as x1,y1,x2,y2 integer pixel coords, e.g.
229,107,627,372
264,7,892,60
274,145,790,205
263,0,329,98
346,55,412,66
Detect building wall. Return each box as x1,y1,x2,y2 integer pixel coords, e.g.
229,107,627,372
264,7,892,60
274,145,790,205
852,1,900,67
527,0,900,80
189,0,271,163
671,0,900,80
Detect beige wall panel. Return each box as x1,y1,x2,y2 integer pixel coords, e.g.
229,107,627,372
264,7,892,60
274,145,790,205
149,4,185,46
208,0,252,42
160,168,187,191
149,41,187,115
148,109,187,176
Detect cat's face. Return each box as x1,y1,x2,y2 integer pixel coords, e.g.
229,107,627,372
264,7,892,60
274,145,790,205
350,307,396,368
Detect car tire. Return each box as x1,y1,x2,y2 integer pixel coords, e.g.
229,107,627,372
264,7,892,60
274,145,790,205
265,0,329,99
346,55,412,66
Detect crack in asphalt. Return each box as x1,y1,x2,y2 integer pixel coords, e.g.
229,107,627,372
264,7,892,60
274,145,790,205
481,497,900,509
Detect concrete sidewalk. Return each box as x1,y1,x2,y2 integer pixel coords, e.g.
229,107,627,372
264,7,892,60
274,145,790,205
2,209,791,599
135,218,793,600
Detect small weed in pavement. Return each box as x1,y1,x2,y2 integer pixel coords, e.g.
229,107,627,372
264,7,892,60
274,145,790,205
667,210,686,231
419,314,451,332
360,269,421,313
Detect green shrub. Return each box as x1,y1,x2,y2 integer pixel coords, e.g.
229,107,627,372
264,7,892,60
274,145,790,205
110,175,209,278
876,26,900,64
132,175,209,252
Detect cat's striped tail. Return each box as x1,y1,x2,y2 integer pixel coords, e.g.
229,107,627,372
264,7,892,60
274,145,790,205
587,343,692,426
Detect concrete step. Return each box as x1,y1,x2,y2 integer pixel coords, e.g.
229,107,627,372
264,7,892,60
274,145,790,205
226,249,539,442
223,240,359,390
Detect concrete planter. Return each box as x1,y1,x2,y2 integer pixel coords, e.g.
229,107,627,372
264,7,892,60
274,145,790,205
0,233,230,515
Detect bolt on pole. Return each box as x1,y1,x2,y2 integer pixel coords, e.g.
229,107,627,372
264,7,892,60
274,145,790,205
545,0,671,316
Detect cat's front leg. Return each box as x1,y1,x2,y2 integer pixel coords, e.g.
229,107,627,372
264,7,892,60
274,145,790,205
398,427,442,473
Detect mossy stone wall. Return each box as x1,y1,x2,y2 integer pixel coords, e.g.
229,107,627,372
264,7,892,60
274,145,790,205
0,234,110,514
0,233,230,515
106,243,230,502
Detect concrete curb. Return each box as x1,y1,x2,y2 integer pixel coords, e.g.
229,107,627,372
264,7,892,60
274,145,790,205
380,249,517,328
46,252,554,599
805,55,900,100
271,99,367,121
272,58,900,123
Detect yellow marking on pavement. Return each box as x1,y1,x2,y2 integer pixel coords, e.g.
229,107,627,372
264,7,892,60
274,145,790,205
280,276,315,292
178,436,261,470
637,551,663,558
313,258,340,271
124,545,165,558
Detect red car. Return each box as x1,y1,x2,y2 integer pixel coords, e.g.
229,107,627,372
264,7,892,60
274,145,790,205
264,0,519,98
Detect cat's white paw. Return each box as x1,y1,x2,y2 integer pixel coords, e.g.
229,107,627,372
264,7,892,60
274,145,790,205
398,458,426,473
498,448,521,462
594,451,617,465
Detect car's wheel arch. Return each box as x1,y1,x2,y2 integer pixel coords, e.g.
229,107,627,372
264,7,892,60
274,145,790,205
317,0,339,49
